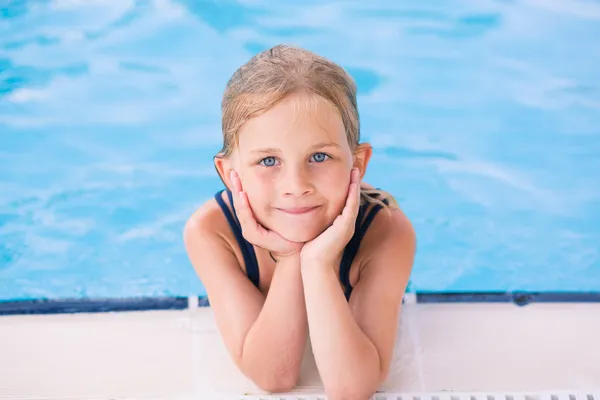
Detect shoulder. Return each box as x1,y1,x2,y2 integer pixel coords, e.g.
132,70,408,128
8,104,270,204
348,201,415,314
357,199,416,274
367,205,415,250
183,191,232,251
182,191,251,286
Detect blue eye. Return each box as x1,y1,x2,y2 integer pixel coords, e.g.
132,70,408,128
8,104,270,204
260,156,278,167
310,152,329,163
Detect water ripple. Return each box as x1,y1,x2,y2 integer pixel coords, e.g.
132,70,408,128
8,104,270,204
0,0,598,298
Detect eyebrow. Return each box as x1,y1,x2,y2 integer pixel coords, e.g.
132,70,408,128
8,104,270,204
250,142,341,154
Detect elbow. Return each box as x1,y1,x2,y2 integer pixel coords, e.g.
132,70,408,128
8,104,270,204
253,367,299,393
324,370,385,400
326,386,376,400
237,337,302,393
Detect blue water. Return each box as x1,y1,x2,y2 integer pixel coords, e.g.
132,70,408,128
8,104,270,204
1,0,599,300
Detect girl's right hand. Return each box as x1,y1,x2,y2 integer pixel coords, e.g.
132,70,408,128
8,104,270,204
229,171,304,259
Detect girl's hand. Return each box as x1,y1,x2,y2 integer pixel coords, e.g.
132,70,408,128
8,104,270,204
300,168,361,267
230,171,304,260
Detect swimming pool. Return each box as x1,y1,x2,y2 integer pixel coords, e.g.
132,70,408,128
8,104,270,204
1,0,599,303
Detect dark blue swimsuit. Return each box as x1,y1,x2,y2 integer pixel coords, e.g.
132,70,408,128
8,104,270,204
214,189,387,301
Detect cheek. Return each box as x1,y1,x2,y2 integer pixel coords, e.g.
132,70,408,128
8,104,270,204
315,164,351,207
241,169,281,229
241,168,276,206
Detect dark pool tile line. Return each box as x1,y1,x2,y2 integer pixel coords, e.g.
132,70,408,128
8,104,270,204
0,297,189,316
1,292,600,315
415,292,600,306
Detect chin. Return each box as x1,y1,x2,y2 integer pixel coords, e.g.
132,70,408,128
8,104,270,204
277,224,324,243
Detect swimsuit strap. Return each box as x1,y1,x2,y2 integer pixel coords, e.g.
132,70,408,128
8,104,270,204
339,195,389,300
214,190,260,288
216,189,389,300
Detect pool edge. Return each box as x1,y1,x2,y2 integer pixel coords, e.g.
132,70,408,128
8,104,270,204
2,292,600,316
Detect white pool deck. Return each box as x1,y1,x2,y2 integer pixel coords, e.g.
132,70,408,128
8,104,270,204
1,303,599,399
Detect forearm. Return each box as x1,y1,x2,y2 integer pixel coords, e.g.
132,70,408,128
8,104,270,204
240,255,308,390
301,262,381,399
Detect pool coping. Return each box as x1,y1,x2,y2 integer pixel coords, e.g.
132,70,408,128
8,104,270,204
1,291,600,316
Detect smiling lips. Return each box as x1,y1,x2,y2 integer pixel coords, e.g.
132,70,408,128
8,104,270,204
277,206,320,215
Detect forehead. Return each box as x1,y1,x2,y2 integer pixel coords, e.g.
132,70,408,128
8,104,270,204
237,92,347,150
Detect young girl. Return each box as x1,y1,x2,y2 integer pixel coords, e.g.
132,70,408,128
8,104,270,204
184,44,416,399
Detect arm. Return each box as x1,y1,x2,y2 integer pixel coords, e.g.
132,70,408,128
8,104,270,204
184,215,308,392
301,208,416,399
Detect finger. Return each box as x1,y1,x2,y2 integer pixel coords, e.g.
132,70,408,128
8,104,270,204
228,172,262,236
229,172,253,229
236,191,278,245
230,172,257,229
230,170,242,194
229,171,302,253
352,166,360,184
352,168,360,203
237,189,301,252
236,190,263,237
342,168,361,219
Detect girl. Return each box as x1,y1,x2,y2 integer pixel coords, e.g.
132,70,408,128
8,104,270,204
184,44,416,400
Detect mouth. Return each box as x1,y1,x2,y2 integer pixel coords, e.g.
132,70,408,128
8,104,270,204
276,206,321,215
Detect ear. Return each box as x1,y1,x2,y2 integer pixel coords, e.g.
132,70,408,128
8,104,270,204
353,142,373,180
213,154,235,191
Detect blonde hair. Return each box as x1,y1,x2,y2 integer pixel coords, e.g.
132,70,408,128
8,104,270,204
218,44,397,210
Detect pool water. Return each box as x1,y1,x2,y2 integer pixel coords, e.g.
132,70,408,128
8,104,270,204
1,0,599,300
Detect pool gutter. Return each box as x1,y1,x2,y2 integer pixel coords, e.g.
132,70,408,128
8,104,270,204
2,291,600,316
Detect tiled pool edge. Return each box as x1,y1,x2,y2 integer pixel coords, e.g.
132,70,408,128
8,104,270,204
240,392,600,400
0,296,193,316
2,292,600,316
416,291,600,305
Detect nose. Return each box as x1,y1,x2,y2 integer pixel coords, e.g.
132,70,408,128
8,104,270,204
280,165,313,198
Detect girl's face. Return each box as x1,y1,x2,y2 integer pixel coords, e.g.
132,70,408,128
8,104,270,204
231,92,358,243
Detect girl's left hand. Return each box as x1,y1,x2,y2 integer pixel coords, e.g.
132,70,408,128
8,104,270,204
300,167,361,267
